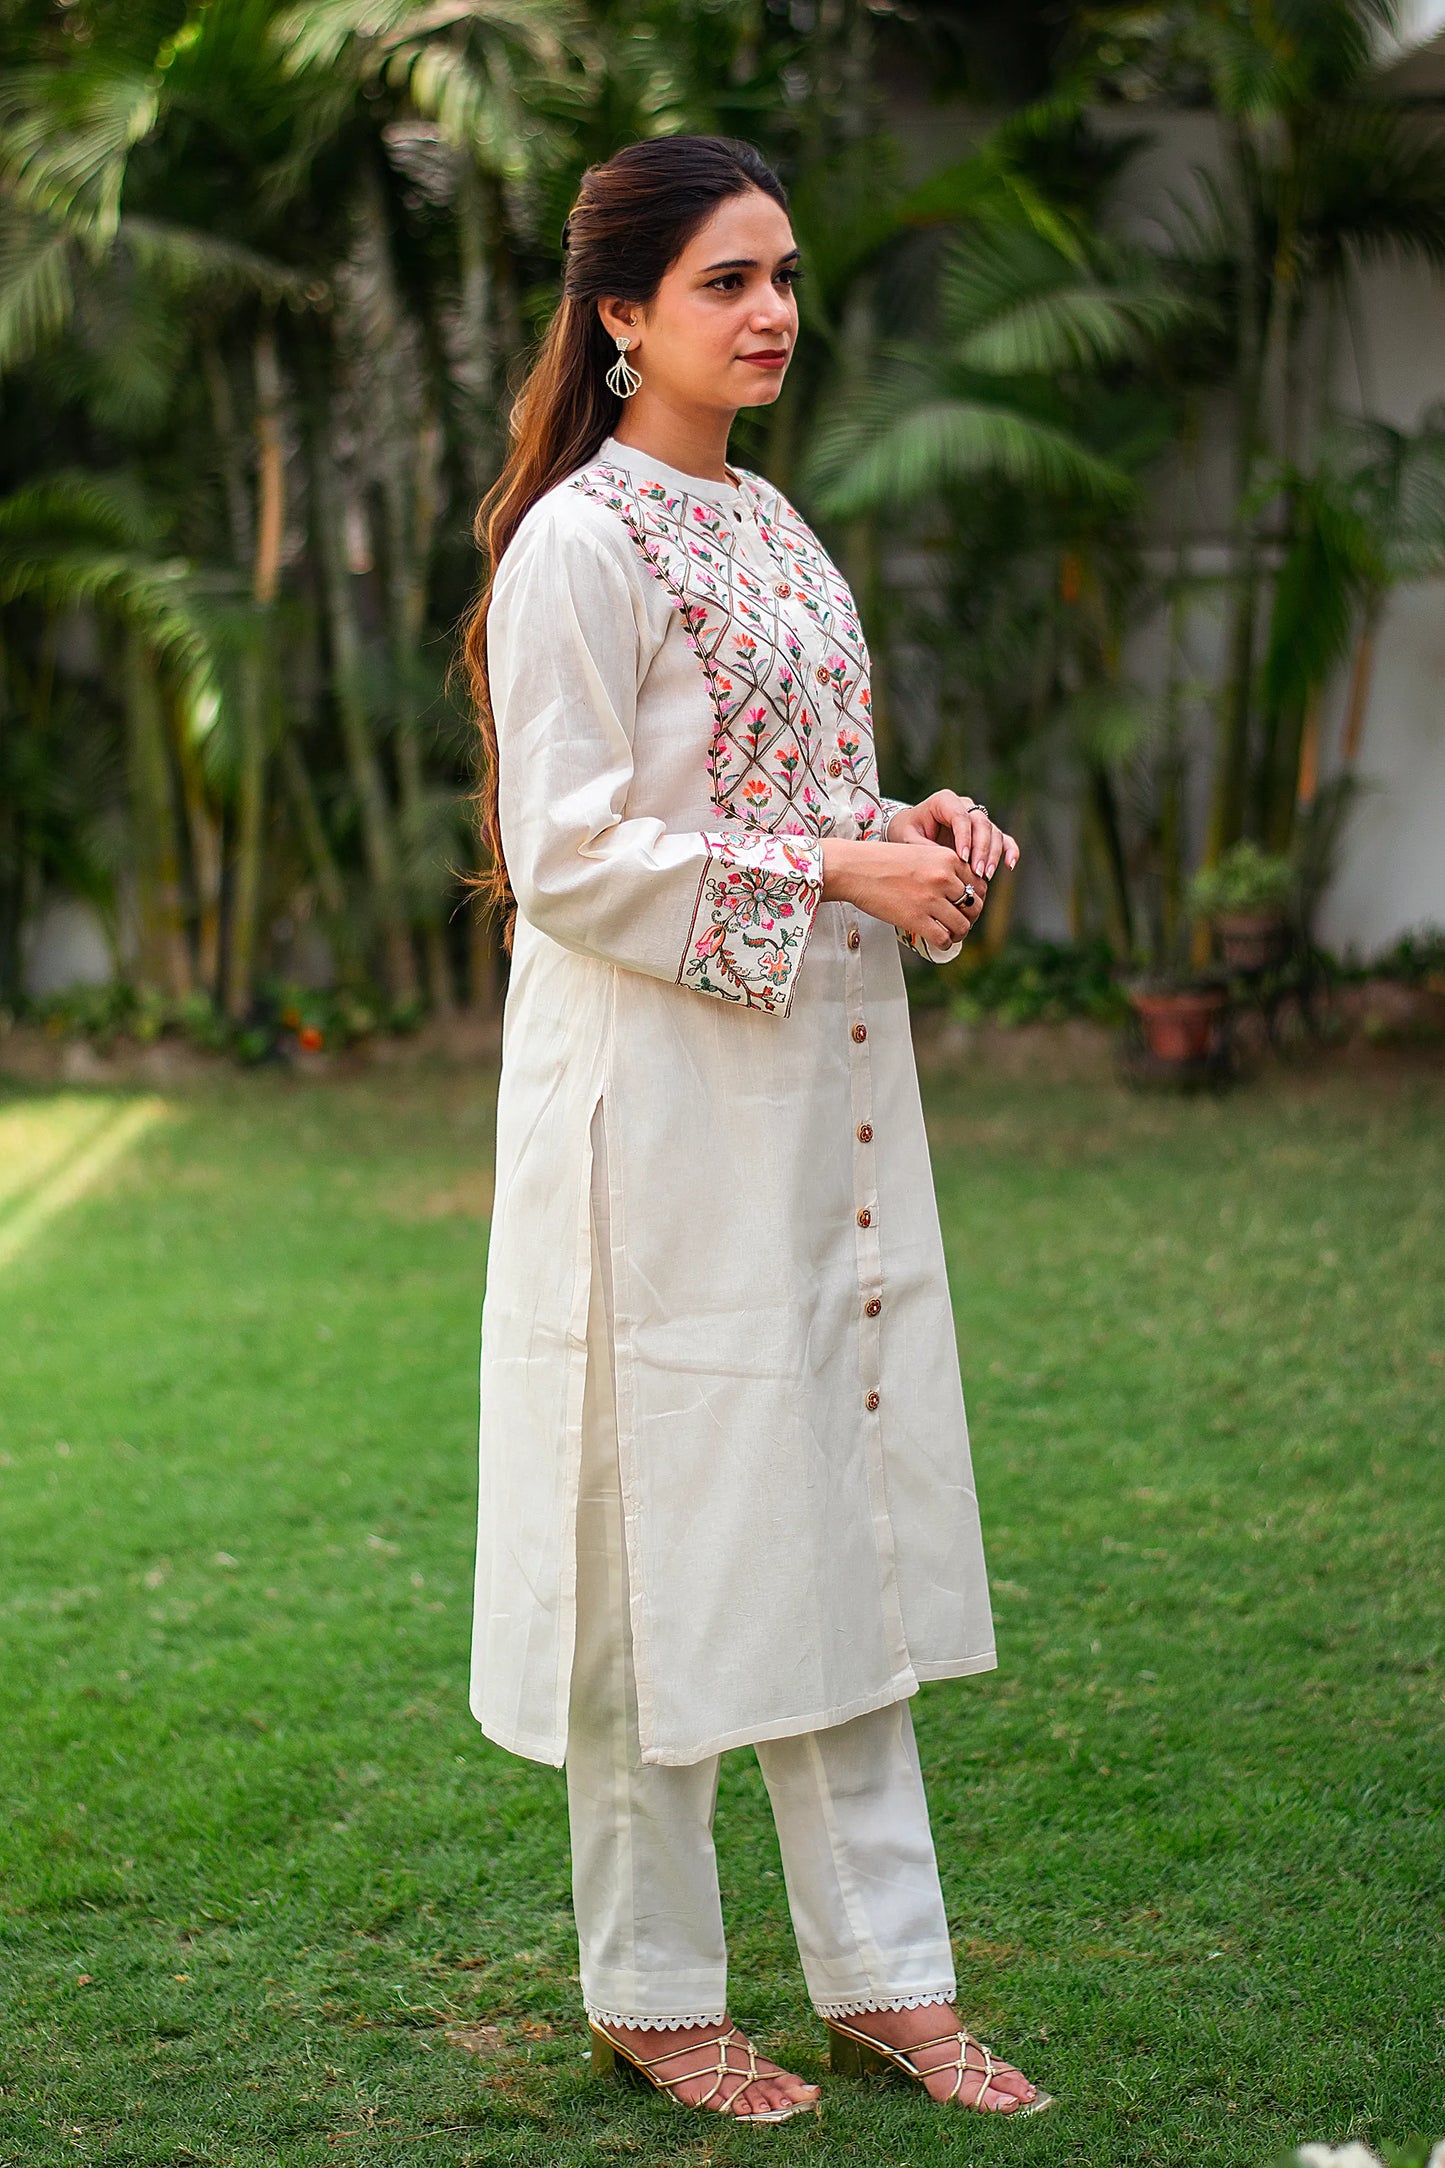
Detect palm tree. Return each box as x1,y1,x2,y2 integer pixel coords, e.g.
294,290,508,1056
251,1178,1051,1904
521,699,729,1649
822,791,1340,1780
1090,0,1445,866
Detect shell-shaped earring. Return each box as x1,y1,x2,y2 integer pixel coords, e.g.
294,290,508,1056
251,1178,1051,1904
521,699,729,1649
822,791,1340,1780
605,334,642,398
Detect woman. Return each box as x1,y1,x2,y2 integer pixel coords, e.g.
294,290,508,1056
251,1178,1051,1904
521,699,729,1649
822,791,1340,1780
460,134,1050,2125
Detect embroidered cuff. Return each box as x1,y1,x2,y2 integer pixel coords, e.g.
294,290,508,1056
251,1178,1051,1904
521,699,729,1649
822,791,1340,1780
895,924,965,966
677,829,824,1017
878,795,910,840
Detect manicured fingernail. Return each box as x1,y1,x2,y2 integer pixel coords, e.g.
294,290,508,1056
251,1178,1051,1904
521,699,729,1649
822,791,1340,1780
987,859,998,878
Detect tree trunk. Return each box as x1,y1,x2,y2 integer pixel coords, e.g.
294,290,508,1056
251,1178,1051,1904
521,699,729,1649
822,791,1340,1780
226,324,285,1021
123,627,191,998
1340,603,1380,768
307,405,419,1006
359,165,454,1014
1205,119,1271,872
175,725,223,993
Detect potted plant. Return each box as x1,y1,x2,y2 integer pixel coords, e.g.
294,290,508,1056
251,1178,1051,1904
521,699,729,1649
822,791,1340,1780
1188,841,1295,971
1125,971,1229,1064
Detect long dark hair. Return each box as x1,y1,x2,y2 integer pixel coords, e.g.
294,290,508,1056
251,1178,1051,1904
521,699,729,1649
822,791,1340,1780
459,135,789,950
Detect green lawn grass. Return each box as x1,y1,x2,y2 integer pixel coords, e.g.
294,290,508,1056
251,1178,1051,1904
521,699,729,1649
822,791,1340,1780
1,1058,1441,2168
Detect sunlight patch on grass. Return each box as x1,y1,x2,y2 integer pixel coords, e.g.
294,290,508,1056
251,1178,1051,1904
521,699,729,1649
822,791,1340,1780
0,1095,167,1270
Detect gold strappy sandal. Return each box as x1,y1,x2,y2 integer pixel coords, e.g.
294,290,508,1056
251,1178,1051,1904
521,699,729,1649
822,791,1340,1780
590,2020,821,2122
825,2013,1053,2115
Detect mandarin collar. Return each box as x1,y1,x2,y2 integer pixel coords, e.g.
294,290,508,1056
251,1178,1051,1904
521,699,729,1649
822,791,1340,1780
596,434,747,506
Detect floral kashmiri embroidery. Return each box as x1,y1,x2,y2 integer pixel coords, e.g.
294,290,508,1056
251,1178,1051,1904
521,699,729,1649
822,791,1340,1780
566,458,938,989
679,830,823,1016
566,462,891,844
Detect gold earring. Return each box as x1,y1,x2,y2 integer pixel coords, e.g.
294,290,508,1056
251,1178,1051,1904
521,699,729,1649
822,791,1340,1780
605,333,642,398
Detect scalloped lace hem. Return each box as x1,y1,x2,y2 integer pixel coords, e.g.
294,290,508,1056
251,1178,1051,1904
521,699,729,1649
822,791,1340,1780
814,1987,956,2019
587,2006,729,2032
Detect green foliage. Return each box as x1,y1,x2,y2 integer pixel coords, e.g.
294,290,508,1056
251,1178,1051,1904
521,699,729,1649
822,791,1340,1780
1188,841,1296,919
1363,925,1445,988
26,976,391,1058
946,935,1128,1026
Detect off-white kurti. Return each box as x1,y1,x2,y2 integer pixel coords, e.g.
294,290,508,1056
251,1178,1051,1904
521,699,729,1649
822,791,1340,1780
470,434,996,1769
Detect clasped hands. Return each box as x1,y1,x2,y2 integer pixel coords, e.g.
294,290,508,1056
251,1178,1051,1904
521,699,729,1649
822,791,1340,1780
820,791,1021,951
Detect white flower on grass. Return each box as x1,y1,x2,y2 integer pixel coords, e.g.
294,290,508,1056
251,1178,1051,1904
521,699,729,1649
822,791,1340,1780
1295,2147,1384,2168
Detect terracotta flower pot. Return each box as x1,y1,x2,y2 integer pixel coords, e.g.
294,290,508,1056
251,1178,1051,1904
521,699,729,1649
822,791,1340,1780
1127,987,1226,1064
1215,911,1287,972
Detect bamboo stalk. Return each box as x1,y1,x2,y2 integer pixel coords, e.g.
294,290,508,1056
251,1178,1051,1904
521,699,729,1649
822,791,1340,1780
226,322,284,1021
308,403,419,1007
123,627,192,999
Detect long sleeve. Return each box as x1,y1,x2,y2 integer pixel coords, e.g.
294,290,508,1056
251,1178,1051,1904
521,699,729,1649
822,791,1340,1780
877,795,965,967
490,502,823,1018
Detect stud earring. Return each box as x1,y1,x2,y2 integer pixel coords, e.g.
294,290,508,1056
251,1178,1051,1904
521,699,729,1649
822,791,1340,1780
605,333,642,398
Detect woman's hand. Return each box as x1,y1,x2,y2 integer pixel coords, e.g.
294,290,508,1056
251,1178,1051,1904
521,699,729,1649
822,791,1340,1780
885,791,1020,881
821,836,985,949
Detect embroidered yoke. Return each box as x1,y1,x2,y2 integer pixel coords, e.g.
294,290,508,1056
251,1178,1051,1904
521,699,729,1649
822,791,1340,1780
470,435,996,1769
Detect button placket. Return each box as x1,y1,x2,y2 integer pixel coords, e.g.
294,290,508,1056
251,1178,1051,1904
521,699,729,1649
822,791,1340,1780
843,907,883,1415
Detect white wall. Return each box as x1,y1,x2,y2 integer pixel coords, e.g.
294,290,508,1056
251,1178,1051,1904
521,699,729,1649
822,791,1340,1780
1102,108,1445,955
885,93,1445,954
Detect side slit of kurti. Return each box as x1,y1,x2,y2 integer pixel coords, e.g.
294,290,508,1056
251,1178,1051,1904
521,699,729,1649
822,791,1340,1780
586,1086,666,1766
568,1086,661,1771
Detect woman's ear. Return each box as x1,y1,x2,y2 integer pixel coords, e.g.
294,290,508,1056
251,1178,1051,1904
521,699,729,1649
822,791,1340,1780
597,297,640,346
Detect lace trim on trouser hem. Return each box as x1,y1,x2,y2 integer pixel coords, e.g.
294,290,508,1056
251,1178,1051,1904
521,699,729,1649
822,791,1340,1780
587,2005,729,2032
814,1987,956,2020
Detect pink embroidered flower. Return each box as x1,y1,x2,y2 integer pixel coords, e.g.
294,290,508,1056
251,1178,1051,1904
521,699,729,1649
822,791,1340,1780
693,922,728,959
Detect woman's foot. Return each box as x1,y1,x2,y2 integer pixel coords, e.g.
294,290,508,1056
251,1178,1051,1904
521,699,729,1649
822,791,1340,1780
835,2000,1041,2110
594,2016,820,2118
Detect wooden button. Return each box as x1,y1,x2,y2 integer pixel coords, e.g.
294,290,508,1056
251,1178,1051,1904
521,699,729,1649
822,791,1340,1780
865,1297,882,1318
815,663,830,683
847,926,861,950
856,1121,872,1142
856,1207,871,1228
851,1022,867,1042
828,757,843,776
773,580,791,597
865,1390,880,1412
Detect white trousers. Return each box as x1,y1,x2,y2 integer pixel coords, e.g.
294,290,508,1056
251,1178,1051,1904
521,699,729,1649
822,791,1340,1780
566,1104,957,2029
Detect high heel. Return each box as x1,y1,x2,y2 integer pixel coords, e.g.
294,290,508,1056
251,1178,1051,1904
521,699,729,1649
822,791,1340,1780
824,2015,1053,2115
589,2022,821,2122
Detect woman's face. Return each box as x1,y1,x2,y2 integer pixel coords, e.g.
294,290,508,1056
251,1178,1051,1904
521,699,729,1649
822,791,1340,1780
598,187,800,417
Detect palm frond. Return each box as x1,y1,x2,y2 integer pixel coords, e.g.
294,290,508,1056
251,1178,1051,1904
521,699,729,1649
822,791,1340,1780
0,199,75,371
0,62,159,245
0,471,158,549
806,386,1136,520
1299,102,1445,273
940,227,1195,375
119,217,321,305
0,548,216,694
